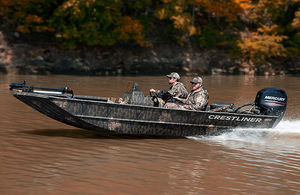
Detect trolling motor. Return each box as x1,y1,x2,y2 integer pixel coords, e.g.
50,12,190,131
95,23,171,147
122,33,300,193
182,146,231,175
9,80,74,97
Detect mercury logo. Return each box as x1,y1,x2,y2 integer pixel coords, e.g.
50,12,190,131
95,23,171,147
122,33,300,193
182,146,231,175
265,96,285,101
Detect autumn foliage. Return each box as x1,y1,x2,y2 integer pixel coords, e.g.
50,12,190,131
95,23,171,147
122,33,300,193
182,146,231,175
0,0,299,61
238,25,288,61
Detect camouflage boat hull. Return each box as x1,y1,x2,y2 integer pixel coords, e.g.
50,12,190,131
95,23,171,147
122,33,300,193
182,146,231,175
13,91,279,136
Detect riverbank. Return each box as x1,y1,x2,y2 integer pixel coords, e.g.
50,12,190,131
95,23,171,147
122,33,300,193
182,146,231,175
0,31,299,76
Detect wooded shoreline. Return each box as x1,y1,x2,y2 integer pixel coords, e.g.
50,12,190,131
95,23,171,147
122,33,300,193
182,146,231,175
1,0,299,76
0,31,299,76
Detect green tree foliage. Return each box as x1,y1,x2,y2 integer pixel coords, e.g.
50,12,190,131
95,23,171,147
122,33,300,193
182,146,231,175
51,0,151,48
51,0,122,47
155,0,196,44
0,0,151,48
0,0,58,33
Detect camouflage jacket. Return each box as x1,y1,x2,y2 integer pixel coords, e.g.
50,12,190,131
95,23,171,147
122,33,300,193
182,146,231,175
184,87,209,110
167,82,188,98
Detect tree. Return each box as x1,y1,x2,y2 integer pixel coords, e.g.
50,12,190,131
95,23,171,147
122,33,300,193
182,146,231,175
0,0,57,33
237,25,287,62
51,0,151,47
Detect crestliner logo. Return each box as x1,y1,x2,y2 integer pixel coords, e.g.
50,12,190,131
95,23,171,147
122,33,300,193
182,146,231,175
265,96,285,101
208,115,263,123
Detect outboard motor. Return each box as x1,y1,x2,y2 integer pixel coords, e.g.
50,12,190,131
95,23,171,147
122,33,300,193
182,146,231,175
255,88,287,126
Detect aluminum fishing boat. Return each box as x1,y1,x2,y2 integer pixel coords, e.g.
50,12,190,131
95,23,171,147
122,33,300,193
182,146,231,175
9,81,287,136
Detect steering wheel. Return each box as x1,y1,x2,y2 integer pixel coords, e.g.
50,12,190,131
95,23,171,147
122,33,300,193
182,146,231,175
150,91,159,107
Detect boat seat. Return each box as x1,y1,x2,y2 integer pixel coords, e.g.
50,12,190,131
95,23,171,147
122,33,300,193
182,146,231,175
121,82,153,106
123,91,153,106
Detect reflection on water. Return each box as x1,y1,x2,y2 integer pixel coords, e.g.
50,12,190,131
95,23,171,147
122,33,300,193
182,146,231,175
1,74,300,194
22,129,183,140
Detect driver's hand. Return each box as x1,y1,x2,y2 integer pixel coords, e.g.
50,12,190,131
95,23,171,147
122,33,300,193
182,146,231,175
149,89,156,93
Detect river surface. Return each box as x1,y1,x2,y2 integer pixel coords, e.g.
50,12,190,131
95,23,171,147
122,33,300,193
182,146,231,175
0,74,300,194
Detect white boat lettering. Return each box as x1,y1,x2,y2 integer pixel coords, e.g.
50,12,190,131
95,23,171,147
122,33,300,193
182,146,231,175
265,96,285,101
208,115,262,123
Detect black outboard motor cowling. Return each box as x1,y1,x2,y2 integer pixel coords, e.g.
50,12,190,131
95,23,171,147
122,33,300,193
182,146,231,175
255,88,287,126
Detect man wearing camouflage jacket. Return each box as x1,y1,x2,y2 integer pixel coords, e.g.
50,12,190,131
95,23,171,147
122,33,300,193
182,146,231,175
174,76,209,111
149,72,188,107
165,72,188,98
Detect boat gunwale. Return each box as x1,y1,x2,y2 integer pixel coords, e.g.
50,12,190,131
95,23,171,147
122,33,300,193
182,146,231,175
14,91,278,119
50,95,278,119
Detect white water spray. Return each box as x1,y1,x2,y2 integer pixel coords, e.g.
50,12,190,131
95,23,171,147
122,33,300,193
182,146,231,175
272,120,300,133
188,120,300,145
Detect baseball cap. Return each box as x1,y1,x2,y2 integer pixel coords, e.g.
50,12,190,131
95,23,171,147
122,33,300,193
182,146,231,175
166,72,180,80
190,76,202,84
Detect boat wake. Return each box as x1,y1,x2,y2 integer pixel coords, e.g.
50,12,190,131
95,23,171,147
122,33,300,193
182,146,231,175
188,120,300,146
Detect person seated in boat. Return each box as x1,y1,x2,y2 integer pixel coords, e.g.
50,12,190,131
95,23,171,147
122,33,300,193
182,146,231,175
149,72,188,108
173,76,209,111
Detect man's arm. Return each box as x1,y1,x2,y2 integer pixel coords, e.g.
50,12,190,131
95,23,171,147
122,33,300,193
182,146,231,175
173,96,187,103
168,82,188,98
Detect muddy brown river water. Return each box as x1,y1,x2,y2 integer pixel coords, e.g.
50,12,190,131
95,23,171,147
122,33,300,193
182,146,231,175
0,74,300,194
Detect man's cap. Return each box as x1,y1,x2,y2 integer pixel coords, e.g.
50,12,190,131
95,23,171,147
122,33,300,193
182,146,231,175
190,76,202,84
166,72,180,80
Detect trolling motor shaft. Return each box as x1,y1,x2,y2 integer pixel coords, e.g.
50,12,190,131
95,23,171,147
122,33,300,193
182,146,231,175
9,80,74,97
